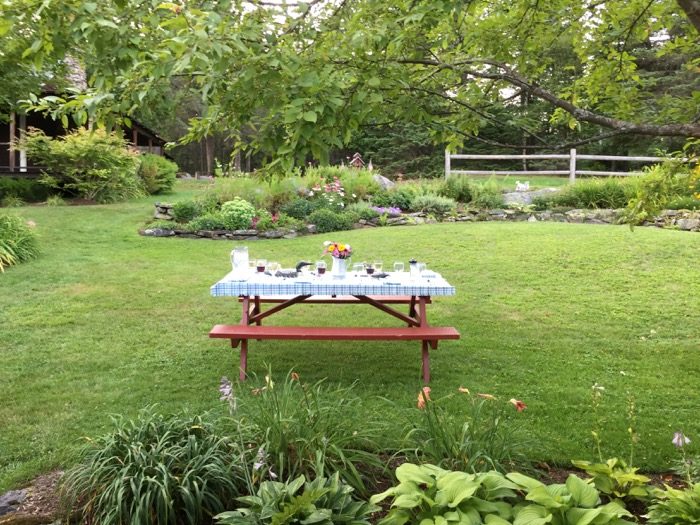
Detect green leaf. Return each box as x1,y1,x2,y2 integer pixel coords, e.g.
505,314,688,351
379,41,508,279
513,504,553,525
564,507,601,525
302,111,317,123
565,475,599,508
367,77,381,87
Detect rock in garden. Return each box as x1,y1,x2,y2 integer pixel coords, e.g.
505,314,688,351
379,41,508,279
141,228,175,237
677,218,700,231
372,174,395,190
0,490,26,517
502,187,560,205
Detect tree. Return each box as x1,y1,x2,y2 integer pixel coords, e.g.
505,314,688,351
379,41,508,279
2,0,698,168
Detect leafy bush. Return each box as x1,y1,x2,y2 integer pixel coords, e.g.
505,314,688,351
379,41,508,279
1,195,25,208
220,198,256,230
203,177,273,210
571,458,652,501
138,154,178,194
346,201,380,221
371,186,415,210
440,176,474,203
172,200,203,223
622,162,692,225
667,196,700,210
22,128,143,203
338,169,380,201
647,483,700,524
280,198,318,220
307,208,355,233
0,214,39,272
187,212,228,231
45,195,67,207
469,180,504,209
404,388,528,473
0,177,50,202
409,194,456,218
216,473,378,525
228,371,384,494
542,178,638,209
255,211,303,232
61,409,246,525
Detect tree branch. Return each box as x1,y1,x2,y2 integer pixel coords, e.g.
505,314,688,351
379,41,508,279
677,0,700,32
396,58,700,138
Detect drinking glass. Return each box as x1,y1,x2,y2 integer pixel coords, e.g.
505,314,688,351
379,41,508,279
393,261,405,273
315,261,327,275
256,259,267,272
352,262,365,276
268,261,279,273
365,263,375,275
373,261,383,272
417,262,427,276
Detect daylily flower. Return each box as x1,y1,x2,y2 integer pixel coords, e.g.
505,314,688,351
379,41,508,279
291,372,300,381
458,386,470,394
477,393,496,400
417,386,431,409
673,431,691,448
509,398,527,412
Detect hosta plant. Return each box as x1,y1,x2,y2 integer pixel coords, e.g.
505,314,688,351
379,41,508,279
571,458,652,501
370,463,521,525
216,473,378,525
0,214,39,272
507,472,633,525
646,483,700,524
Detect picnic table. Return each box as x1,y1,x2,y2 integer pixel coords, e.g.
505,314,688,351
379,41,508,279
209,268,459,383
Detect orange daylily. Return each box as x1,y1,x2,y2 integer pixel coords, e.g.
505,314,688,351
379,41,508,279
477,393,496,400
417,386,432,409
509,398,527,412
291,372,300,381
458,386,470,394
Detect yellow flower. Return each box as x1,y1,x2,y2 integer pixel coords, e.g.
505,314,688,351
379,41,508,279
337,243,345,252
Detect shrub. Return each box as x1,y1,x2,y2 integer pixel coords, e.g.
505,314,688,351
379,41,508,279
307,208,355,233
62,409,246,525
469,180,504,209
204,177,274,210
622,162,692,225
545,178,637,209
1,195,25,208
228,371,385,494
440,176,474,203
0,214,39,272
138,154,178,194
371,186,415,210
187,212,228,231
338,169,381,201
346,201,380,221
403,388,529,473
280,198,318,220
571,458,652,502
172,200,203,223
220,198,256,230
216,474,378,525
45,195,67,207
22,128,143,203
0,177,50,202
410,194,456,218
667,196,700,210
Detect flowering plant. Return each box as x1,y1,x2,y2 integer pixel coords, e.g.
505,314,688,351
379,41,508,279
323,241,352,259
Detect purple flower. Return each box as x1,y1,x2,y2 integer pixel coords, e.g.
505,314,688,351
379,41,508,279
371,206,402,217
673,431,691,448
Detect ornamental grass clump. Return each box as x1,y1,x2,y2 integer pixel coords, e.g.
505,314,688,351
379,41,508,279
0,214,39,272
224,370,385,496
403,387,529,473
61,408,247,525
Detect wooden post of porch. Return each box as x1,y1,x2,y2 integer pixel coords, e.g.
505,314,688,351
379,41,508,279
8,112,15,173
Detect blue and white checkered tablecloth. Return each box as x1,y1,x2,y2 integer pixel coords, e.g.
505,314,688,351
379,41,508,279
211,270,456,297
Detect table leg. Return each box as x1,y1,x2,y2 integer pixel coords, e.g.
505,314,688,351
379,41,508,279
421,340,430,383
239,296,250,380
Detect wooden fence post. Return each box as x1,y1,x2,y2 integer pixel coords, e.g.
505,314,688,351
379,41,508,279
569,148,577,183
445,148,451,178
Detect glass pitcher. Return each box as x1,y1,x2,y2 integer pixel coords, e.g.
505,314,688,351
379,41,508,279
231,246,249,275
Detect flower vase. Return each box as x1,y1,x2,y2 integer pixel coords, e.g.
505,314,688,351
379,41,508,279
331,257,347,279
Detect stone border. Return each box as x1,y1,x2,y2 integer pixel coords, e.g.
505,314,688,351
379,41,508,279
141,207,700,239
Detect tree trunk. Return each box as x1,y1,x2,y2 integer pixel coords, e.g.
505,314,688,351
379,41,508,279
678,0,700,32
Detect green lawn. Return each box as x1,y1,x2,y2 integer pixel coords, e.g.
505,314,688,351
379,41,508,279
1,184,699,491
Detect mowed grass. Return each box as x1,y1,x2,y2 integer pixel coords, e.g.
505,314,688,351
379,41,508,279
1,185,699,490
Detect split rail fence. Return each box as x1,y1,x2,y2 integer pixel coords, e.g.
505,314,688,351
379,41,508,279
445,148,675,182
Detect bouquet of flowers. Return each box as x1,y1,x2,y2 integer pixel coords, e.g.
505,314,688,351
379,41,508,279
323,241,352,259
